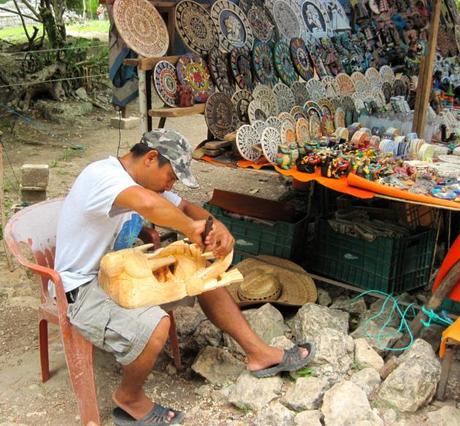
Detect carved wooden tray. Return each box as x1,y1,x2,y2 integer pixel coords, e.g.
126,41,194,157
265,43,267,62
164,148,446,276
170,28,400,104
208,47,234,97
252,40,278,87
205,92,237,139
232,89,253,124
153,60,178,107
230,47,254,91
274,40,298,86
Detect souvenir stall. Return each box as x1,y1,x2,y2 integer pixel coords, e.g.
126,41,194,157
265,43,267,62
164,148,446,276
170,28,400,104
106,0,460,311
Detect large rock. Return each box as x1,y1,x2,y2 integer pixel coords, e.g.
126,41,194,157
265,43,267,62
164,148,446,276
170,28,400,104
191,346,244,385
228,372,283,411
330,296,367,315
350,367,381,398
317,289,332,306
282,376,329,411
354,338,384,373
375,339,441,413
351,320,402,355
309,328,355,382
270,335,295,350
193,320,222,349
35,100,93,123
294,410,322,426
224,304,286,354
254,402,295,426
321,381,384,426
173,305,205,336
426,406,460,426
292,303,349,341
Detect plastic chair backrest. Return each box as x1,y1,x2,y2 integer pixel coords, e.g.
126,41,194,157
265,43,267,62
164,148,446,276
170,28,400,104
4,198,64,303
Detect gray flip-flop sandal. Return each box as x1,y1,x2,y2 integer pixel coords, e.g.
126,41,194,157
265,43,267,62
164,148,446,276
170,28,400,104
112,404,185,426
251,342,316,379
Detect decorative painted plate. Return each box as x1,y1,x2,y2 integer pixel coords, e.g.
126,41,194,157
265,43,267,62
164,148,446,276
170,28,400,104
365,67,382,87
251,119,267,137
335,73,355,95
379,65,395,84
381,82,392,104
248,99,270,123
280,120,297,144
247,4,277,43
273,82,296,112
296,117,310,144
252,41,278,87
261,126,282,164
177,53,214,103
292,110,307,121
266,116,283,132
334,107,345,128
231,89,253,124
253,84,278,116
299,0,331,37
304,100,322,112
273,40,298,86
392,79,408,98
175,0,218,56
350,71,366,85
113,0,168,57
208,47,234,97
153,60,178,107
351,93,366,113
277,111,296,127
318,98,336,115
205,92,237,139
265,0,304,41
291,81,310,106
230,47,254,91
211,0,254,52
305,78,326,101
307,107,322,139
236,124,262,161
289,37,314,81
322,76,339,98
341,95,358,127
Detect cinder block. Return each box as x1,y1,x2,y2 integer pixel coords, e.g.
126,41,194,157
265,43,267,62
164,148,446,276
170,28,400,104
21,164,49,189
110,116,140,130
454,146,460,157
21,188,47,204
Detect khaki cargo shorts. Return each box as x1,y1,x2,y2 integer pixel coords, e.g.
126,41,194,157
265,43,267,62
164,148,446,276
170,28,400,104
67,278,194,365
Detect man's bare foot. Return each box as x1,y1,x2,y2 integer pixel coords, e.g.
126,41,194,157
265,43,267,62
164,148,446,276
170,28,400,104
246,346,310,372
112,389,176,422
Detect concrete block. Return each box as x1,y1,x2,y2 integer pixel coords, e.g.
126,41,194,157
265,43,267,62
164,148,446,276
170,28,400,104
21,188,47,204
21,164,49,189
110,116,140,129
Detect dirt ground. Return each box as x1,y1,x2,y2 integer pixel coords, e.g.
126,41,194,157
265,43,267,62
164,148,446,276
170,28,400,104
0,101,288,426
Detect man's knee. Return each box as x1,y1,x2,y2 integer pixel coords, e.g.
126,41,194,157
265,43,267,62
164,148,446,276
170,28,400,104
149,315,171,348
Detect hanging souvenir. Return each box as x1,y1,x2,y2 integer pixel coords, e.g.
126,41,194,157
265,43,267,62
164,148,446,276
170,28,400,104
290,38,315,81
177,53,215,103
325,0,351,31
252,41,278,87
247,4,277,43
230,47,254,91
232,89,253,124
265,0,304,41
211,0,254,53
153,61,179,107
208,48,234,97
205,92,237,139
175,0,218,56
113,0,169,57
236,124,262,161
273,82,296,113
273,40,298,87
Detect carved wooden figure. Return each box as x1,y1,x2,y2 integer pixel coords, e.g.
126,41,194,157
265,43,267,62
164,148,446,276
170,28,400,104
99,240,243,308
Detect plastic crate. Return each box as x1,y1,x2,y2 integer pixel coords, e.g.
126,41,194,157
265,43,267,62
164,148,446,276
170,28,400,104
441,299,460,315
204,203,308,263
308,219,435,294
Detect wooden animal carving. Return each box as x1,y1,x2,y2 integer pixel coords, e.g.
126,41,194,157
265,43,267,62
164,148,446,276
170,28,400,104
98,240,243,308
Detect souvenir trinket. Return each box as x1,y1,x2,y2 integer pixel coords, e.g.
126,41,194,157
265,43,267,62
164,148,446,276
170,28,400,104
273,82,296,113
208,48,234,97
276,143,299,169
322,76,340,98
305,78,326,101
307,107,322,139
379,65,395,83
231,89,253,124
236,124,262,161
296,152,321,173
205,92,237,139
274,40,298,86
251,120,267,137
277,111,296,127
336,73,356,96
114,0,168,57
261,126,282,164
265,0,304,41
280,120,297,144
252,41,278,87
290,38,314,81
230,48,254,91
392,79,408,98
299,0,331,37
177,53,214,103
211,0,254,52
177,84,194,107
247,4,277,43
154,61,178,107
175,0,218,55
381,81,392,104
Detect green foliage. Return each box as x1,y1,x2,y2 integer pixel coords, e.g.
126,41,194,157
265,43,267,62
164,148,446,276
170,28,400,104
67,0,99,15
291,367,314,379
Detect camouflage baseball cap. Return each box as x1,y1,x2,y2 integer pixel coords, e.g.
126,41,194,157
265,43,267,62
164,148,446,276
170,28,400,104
140,129,199,188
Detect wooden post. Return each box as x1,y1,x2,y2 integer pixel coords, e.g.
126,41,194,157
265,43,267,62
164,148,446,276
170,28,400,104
412,0,443,137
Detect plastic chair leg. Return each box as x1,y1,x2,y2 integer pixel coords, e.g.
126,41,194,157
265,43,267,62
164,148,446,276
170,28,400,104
168,311,182,370
62,332,100,425
39,319,50,383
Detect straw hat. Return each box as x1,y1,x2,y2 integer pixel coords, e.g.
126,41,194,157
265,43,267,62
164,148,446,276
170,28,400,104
228,255,317,307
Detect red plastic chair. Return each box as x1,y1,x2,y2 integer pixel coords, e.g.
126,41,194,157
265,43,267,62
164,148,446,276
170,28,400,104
4,198,181,426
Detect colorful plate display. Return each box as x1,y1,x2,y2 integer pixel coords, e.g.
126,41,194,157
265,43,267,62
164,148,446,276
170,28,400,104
230,47,254,91
261,126,282,164
231,89,253,124
265,0,303,41
205,92,237,139
252,40,278,87
273,82,296,113
247,4,277,43
291,81,310,106
208,47,234,97
211,0,254,52
177,53,214,103
175,0,218,55
153,60,178,107
335,73,356,95
236,124,262,161
290,37,314,81
113,0,168,57
273,40,298,86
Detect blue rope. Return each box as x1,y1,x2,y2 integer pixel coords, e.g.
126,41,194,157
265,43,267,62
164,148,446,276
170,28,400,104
420,306,453,327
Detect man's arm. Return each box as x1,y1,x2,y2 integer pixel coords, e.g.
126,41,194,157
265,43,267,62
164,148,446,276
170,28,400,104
115,186,206,246
179,199,235,257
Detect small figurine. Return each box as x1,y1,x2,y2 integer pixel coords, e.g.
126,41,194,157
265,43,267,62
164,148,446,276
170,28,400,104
275,143,298,170
177,84,194,107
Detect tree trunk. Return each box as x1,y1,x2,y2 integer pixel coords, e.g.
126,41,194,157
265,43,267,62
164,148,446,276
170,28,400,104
39,0,66,48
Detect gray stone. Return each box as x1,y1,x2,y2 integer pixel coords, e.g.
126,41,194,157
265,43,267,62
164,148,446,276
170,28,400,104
228,372,283,412
330,296,367,315
110,116,140,129
75,87,89,100
193,320,222,348
282,376,329,411
294,410,322,426
21,164,49,189
321,381,384,426
270,335,295,350
292,303,349,342
191,346,244,385
354,338,384,373
375,339,441,413
350,367,381,398
426,406,460,426
351,320,402,355
35,100,93,122
254,402,295,426
173,305,205,336
224,304,286,355
317,289,332,306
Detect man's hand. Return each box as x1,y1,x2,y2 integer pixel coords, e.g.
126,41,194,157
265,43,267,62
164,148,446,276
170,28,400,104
183,219,207,247
204,220,235,258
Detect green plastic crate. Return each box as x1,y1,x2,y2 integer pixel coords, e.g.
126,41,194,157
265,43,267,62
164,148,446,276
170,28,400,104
204,203,308,262
441,299,460,315
308,219,435,294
